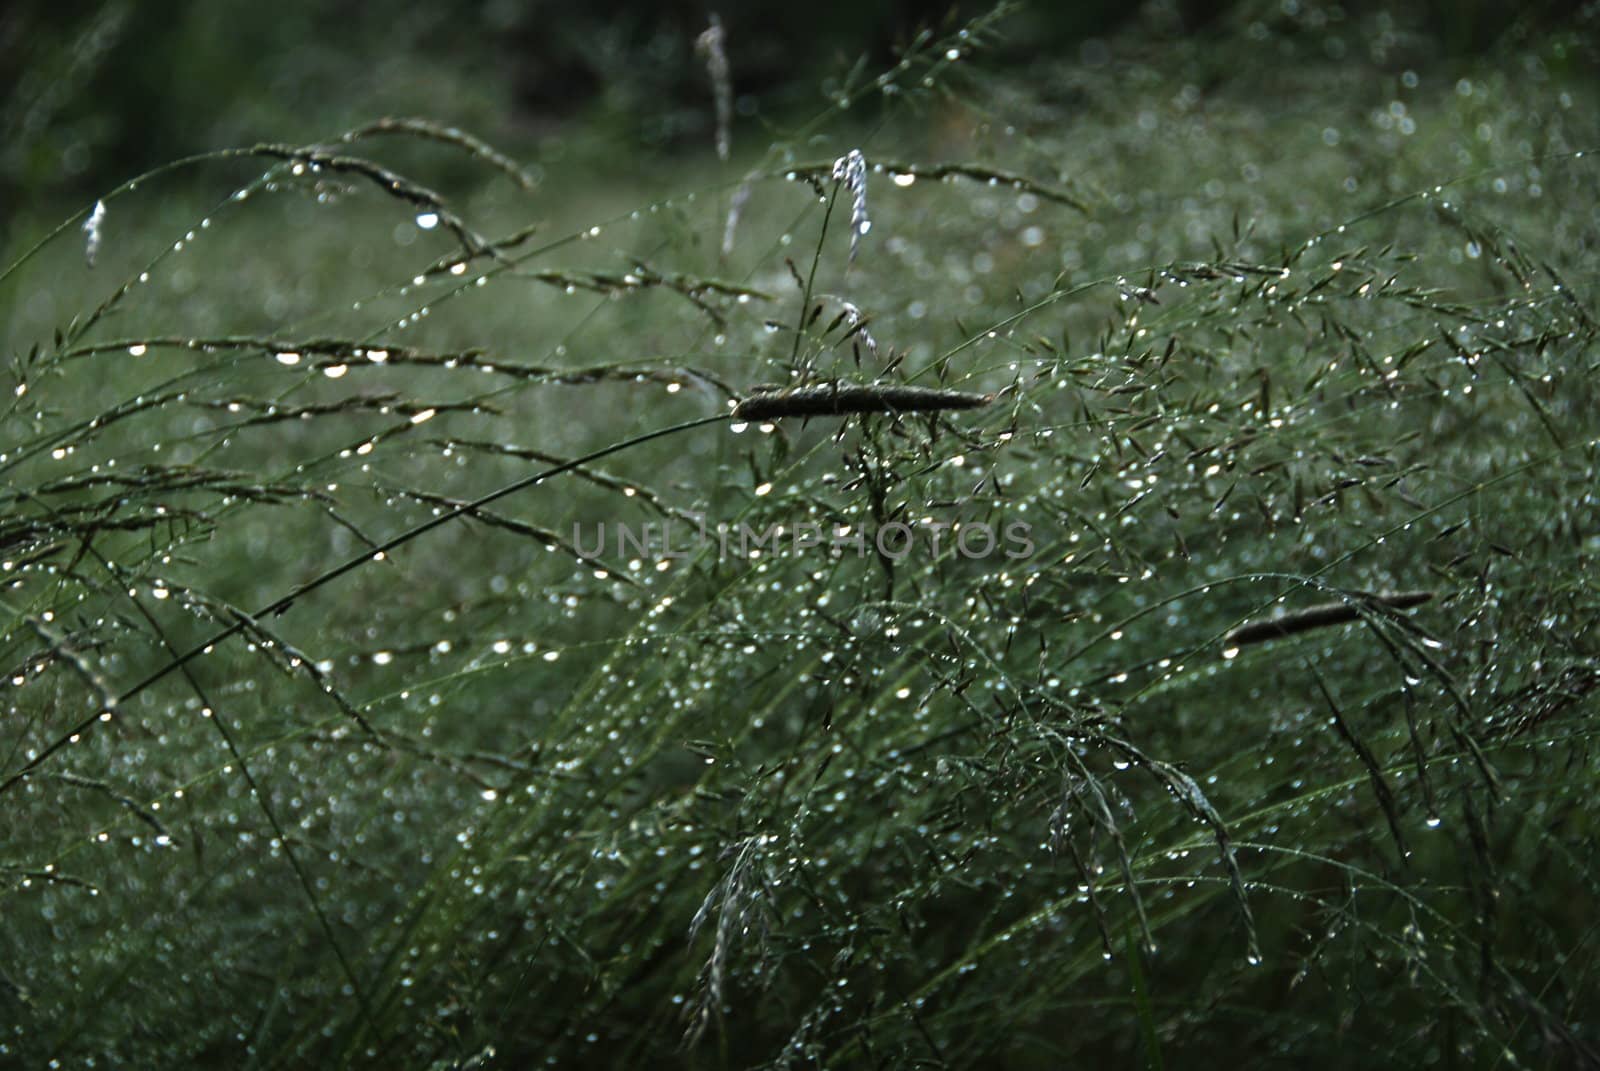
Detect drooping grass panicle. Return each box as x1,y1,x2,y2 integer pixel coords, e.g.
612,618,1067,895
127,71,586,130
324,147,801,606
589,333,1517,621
1224,590,1435,648
515,263,771,327
252,142,492,258
81,200,106,268
818,294,880,362
721,170,755,256
696,13,732,162
791,158,1086,212
685,834,778,1044
732,382,991,420
831,148,870,263
340,116,541,191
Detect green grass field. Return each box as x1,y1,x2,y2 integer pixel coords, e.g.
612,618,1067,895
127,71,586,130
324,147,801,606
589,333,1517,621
3,4,1599,1067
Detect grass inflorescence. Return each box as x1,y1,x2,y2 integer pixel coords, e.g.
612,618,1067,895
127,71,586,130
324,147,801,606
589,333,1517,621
2,4,1599,1068
732,383,992,421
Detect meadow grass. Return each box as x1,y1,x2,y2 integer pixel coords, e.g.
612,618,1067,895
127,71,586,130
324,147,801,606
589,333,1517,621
3,4,1599,1067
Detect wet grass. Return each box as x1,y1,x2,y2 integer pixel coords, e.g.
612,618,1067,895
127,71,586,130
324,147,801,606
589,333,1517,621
3,4,1599,1067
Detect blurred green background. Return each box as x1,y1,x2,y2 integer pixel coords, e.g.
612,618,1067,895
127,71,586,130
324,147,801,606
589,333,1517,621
2,0,1582,234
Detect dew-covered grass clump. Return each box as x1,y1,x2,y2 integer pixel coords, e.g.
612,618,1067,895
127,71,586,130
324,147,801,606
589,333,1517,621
4,3,1599,1067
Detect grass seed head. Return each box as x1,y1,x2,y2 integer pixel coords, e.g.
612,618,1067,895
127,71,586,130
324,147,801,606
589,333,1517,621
1224,590,1435,647
831,149,870,263
697,14,732,162
82,200,107,268
732,382,991,420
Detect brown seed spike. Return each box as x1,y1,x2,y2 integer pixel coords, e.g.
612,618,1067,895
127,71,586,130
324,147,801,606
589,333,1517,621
1224,590,1434,647
732,384,993,421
